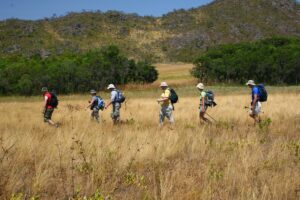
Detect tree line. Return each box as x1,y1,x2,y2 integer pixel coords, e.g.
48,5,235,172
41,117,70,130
191,37,300,85
0,45,158,95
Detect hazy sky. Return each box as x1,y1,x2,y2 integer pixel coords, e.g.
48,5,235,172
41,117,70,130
0,0,214,20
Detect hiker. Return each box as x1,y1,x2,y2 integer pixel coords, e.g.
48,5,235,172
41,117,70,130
157,82,175,126
41,87,59,127
105,84,125,124
87,89,105,123
196,83,212,124
246,80,265,124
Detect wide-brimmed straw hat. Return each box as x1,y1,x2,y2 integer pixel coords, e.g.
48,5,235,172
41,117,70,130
107,84,116,90
246,80,256,86
160,82,168,87
196,83,204,90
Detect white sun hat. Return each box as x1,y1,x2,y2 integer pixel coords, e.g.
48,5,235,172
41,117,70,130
107,84,116,90
90,89,97,94
246,80,256,86
196,83,204,89
160,82,168,87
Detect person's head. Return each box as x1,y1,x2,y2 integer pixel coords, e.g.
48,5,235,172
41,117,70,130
160,82,168,90
196,83,204,91
107,84,116,91
246,80,255,88
90,89,97,96
41,87,48,95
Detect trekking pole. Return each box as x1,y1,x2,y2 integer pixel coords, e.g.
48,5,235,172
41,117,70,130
206,112,217,122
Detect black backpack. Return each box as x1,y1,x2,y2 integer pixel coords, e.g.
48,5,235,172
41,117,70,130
49,93,59,108
169,88,178,104
205,90,217,107
257,84,268,102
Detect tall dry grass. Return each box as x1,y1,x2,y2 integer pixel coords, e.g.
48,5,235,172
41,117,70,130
0,91,299,199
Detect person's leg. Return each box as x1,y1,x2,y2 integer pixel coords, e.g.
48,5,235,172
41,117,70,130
95,110,100,122
111,103,120,124
166,105,174,125
159,107,166,126
44,108,57,126
93,107,100,122
115,103,120,123
251,102,261,124
111,105,116,124
91,110,95,120
200,112,211,123
199,105,210,123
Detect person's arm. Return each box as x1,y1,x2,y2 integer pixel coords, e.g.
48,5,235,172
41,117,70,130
43,96,48,113
87,98,95,109
251,94,258,111
201,94,206,112
105,91,115,109
105,101,113,109
157,97,169,103
157,90,170,103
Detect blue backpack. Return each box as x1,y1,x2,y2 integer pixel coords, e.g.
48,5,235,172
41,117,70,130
96,96,105,110
115,90,126,103
257,84,268,102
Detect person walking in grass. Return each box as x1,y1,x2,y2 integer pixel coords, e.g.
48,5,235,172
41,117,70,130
197,83,211,124
157,82,174,126
41,87,59,127
246,80,262,124
87,89,104,123
105,84,125,124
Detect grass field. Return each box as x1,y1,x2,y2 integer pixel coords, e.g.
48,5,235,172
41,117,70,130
0,64,300,199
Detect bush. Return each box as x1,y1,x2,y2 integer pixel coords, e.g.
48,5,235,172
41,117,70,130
0,45,158,95
191,37,300,85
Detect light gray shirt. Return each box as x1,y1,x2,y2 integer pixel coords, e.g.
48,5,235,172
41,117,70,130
111,90,118,102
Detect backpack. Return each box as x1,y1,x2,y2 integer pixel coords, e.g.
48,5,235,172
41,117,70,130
205,90,216,107
257,84,268,102
115,90,126,103
168,88,178,104
96,96,105,110
49,92,59,108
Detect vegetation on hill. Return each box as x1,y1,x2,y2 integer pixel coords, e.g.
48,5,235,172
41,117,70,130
191,37,300,85
0,0,299,62
0,46,158,95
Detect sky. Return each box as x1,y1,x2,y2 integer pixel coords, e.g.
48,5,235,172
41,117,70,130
0,0,214,20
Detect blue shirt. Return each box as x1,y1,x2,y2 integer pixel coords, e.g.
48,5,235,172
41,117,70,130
252,86,260,101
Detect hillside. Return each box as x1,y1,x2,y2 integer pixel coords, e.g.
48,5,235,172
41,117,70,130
0,0,299,62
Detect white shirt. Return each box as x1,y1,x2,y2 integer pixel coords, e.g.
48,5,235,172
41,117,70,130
111,90,118,102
